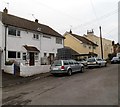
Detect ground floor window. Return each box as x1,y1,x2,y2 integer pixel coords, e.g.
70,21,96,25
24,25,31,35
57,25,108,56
8,51,21,58
22,53,27,60
35,53,39,60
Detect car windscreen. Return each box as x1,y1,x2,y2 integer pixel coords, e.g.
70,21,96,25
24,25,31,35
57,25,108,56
96,58,102,61
87,58,95,62
113,57,119,60
52,60,62,66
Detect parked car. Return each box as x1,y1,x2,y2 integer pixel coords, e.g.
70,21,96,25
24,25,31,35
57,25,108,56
87,57,107,68
50,59,84,76
111,57,120,64
78,59,87,66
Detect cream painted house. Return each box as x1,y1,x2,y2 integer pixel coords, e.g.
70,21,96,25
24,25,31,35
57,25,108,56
83,30,113,59
64,31,98,59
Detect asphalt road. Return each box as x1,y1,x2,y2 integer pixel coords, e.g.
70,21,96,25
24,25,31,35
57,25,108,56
2,64,118,105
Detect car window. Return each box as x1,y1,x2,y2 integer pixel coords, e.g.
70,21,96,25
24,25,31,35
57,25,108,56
96,58,102,61
63,61,69,65
52,60,62,66
87,58,95,62
74,61,79,64
69,61,74,65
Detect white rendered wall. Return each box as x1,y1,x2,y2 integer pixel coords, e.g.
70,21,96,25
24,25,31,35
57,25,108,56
40,34,64,57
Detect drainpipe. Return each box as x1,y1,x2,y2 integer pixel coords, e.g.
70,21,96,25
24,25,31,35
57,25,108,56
4,25,7,64
0,48,2,72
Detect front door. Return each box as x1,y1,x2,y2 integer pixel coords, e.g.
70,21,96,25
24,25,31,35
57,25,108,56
49,53,54,64
29,52,35,66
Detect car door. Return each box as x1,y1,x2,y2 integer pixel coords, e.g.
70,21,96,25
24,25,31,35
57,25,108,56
69,60,76,72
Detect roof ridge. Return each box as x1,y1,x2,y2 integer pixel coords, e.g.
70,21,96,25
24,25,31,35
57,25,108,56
70,33,98,46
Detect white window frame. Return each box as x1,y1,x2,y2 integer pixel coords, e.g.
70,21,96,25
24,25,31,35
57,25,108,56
8,27,21,37
56,37,62,44
35,53,39,60
33,34,39,40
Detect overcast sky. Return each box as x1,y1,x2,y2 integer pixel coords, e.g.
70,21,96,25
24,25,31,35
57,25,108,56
0,0,119,43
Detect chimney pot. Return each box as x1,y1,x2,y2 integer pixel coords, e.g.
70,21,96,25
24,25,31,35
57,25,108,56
35,19,38,23
3,7,8,14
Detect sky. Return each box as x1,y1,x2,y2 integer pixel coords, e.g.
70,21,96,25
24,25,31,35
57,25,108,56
0,0,119,43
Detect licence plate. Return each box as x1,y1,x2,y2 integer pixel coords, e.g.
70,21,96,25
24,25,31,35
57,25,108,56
53,68,59,70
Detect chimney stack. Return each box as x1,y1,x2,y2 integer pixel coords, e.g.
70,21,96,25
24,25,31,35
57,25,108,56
87,29,94,35
3,7,8,14
35,19,38,23
69,29,72,34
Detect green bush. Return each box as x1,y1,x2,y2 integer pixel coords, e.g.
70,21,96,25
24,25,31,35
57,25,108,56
5,60,14,65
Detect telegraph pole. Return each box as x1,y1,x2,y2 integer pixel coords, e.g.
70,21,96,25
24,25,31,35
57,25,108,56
99,26,103,59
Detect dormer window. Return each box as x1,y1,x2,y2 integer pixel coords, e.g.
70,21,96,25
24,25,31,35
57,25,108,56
8,27,20,36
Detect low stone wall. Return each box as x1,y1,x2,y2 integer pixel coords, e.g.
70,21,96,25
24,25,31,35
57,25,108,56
4,64,14,74
20,65,50,77
4,64,50,77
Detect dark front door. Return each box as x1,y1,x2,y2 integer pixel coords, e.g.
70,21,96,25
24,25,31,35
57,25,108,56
49,53,54,64
29,52,35,66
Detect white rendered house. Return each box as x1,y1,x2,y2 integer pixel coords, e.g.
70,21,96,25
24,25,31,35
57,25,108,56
0,8,64,70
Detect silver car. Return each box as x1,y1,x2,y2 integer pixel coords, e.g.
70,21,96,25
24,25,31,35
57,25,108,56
50,59,84,76
87,57,107,68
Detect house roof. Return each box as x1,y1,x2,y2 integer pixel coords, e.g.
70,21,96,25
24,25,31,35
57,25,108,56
23,45,40,52
1,12,64,39
71,33,98,46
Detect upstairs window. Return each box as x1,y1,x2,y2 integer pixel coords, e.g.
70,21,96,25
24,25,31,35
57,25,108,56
8,27,21,36
33,34,39,40
56,38,62,44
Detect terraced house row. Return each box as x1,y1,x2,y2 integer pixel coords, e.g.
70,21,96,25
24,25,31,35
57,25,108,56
0,8,114,76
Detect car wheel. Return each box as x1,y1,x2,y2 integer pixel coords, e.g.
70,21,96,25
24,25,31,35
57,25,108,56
81,67,84,73
52,73,58,77
67,69,72,76
105,63,107,67
99,63,101,67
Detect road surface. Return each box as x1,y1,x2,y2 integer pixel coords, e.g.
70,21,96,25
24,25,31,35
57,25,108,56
2,64,118,105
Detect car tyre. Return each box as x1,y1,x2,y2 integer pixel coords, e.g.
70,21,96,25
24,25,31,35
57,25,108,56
105,63,107,67
80,67,84,73
67,69,72,76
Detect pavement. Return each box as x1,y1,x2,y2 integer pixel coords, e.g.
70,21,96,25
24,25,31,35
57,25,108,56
2,71,51,88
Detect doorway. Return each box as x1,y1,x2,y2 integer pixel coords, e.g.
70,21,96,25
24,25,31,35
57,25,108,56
49,53,54,64
29,52,35,66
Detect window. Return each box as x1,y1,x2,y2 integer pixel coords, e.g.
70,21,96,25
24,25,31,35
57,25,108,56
17,31,21,36
35,53,39,60
83,44,87,48
33,34,39,40
8,51,21,58
69,61,73,65
89,46,91,49
8,51,16,58
93,46,96,49
63,61,69,65
56,38,62,44
17,52,21,58
8,27,21,36
23,53,26,60
44,53,47,57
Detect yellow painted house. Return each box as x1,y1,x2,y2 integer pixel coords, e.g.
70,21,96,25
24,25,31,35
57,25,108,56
83,30,113,59
64,31,98,59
